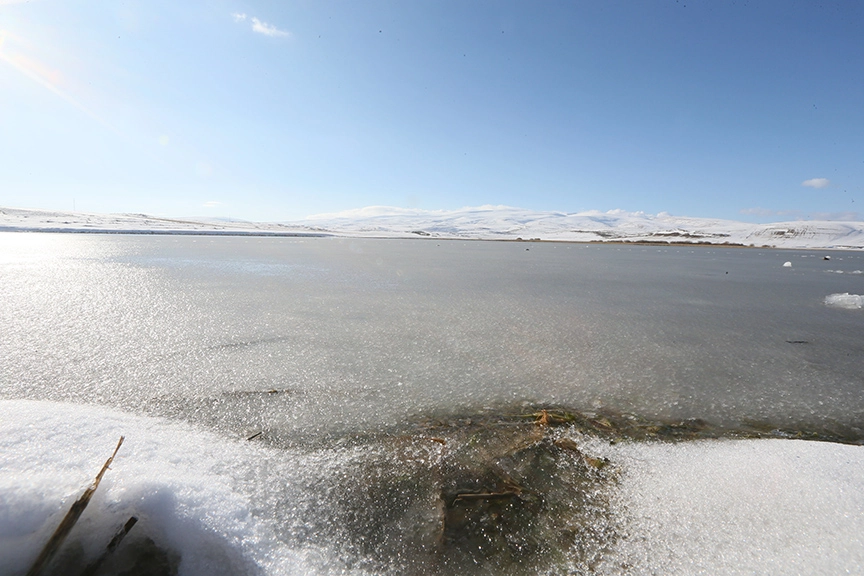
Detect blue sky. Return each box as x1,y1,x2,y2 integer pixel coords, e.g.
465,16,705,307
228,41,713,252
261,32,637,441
1,0,861,222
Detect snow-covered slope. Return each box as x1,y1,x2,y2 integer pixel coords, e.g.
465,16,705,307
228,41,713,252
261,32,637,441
2,205,863,249
303,205,864,249
0,207,326,237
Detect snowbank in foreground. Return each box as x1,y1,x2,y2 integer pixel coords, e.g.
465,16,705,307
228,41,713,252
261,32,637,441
594,437,864,575
0,401,317,576
3,400,864,575
3,205,864,249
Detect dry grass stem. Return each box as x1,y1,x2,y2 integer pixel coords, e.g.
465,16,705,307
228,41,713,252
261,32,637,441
26,436,125,576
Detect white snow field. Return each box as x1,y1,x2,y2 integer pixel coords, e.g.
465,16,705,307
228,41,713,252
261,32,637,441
2,205,863,249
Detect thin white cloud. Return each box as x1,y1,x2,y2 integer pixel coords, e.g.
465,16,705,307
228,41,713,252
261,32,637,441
203,201,222,208
802,178,830,189
250,17,289,37
232,13,289,38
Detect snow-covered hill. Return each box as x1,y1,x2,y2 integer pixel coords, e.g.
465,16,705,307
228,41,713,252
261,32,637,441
0,207,326,237
2,205,863,250
302,205,864,249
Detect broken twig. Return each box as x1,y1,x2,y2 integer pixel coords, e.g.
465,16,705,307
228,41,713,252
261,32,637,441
453,491,520,503
79,516,138,576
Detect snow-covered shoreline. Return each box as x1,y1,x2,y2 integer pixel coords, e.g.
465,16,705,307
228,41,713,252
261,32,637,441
2,205,863,250
3,400,863,576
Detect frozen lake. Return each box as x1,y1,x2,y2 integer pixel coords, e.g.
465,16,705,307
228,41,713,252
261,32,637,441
2,233,863,436
2,233,863,575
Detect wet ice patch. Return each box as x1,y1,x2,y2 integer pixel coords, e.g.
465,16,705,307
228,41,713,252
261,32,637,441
824,293,863,309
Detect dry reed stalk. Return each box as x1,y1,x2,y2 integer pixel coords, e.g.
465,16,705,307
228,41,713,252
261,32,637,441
26,436,125,576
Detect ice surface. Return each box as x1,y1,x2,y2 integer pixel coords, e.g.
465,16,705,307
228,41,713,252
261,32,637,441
824,293,864,309
3,233,864,443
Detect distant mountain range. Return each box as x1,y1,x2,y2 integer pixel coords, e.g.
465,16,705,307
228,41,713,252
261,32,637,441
2,205,863,250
